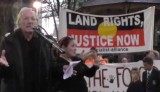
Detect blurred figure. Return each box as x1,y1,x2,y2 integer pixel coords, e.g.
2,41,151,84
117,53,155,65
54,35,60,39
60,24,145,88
145,50,160,60
127,68,144,92
98,55,107,64
142,57,160,92
52,36,99,92
103,57,109,63
121,57,129,63
85,47,107,64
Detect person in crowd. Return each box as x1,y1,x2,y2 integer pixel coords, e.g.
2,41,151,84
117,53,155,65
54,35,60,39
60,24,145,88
103,57,109,63
127,68,144,92
145,50,160,60
52,36,99,92
0,7,55,92
121,57,129,63
98,55,107,64
142,57,160,92
85,47,107,64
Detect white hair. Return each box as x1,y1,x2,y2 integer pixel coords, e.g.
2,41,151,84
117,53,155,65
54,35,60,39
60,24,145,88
16,7,36,28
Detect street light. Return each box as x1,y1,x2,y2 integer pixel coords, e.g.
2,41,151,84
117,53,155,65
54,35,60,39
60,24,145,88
33,1,42,25
33,1,41,9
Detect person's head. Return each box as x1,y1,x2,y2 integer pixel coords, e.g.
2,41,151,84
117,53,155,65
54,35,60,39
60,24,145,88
121,57,128,63
59,36,76,57
88,47,98,59
104,58,109,63
16,7,37,33
131,68,140,82
143,57,153,71
145,50,159,60
90,47,97,53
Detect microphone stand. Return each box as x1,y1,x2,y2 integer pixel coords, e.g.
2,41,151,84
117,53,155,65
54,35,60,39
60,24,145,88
33,27,64,53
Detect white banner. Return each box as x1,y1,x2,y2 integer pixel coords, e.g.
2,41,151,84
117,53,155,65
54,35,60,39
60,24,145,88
85,60,160,92
59,7,155,54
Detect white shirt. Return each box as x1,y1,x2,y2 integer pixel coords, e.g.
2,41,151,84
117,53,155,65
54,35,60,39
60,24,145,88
147,68,153,78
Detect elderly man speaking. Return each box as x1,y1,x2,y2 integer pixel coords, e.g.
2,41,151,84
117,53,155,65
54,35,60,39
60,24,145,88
0,7,55,92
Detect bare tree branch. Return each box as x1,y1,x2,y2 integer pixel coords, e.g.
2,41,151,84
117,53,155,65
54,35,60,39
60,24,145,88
56,0,60,16
73,0,77,10
67,0,71,9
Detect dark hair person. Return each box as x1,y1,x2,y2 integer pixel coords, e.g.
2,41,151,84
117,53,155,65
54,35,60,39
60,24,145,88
52,36,99,92
142,57,160,92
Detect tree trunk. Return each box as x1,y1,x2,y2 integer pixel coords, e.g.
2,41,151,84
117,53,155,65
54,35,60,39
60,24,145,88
0,1,15,41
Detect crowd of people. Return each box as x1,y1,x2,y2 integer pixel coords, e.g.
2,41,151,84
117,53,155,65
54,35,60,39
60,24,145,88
0,7,159,92
127,57,160,92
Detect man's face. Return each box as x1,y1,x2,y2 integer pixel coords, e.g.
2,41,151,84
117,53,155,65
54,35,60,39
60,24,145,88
19,10,37,32
143,62,152,71
122,58,128,63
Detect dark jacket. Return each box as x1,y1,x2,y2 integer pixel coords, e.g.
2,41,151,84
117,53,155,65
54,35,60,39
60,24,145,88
127,80,144,92
142,68,160,92
0,29,56,92
52,57,99,92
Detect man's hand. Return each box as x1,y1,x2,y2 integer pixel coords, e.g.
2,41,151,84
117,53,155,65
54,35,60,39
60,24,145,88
0,50,9,67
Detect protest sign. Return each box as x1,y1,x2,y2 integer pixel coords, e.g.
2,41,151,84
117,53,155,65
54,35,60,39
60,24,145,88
85,60,160,92
59,7,155,53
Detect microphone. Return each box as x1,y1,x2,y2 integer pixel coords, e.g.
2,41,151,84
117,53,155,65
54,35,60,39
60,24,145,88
33,27,64,53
